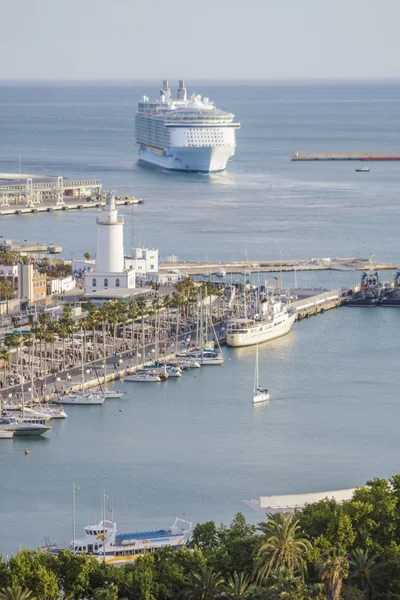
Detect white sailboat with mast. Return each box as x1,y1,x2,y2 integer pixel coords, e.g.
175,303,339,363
253,345,270,404
57,334,104,405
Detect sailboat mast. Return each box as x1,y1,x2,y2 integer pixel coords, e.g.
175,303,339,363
81,328,84,393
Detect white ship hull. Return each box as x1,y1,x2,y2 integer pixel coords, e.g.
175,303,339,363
138,146,234,173
227,314,296,347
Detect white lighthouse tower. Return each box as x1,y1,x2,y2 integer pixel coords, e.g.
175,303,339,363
85,194,135,294
96,194,124,273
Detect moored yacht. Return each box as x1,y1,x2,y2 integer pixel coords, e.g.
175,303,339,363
55,392,104,405
0,415,51,436
227,299,295,347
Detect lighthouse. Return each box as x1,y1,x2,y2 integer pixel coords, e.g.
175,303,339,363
96,195,124,273
84,194,135,295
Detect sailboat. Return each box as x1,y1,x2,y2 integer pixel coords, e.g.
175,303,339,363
100,361,125,399
253,345,270,404
56,338,104,405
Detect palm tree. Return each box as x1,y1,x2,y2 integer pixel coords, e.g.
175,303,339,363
0,586,35,600
318,548,349,600
349,548,378,599
224,572,253,600
216,286,226,321
265,567,309,600
256,512,312,583
86,305,101,359
0,279,15,300
0,249,19,265
180,566,225,600
136,296,148,360
127,301,138,350
0,347,10,387
93,583,119,600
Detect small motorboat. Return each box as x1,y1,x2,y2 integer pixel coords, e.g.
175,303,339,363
0,429,14,439
166,366,182,378
355,166,370,172
216,268,226,277
124,373,161,382
102,389,125,399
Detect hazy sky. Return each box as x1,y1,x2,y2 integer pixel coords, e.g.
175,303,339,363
1,0,399,80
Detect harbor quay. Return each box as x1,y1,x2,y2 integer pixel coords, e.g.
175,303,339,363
160,256,397,276
0,172,143,216
291,151,400,161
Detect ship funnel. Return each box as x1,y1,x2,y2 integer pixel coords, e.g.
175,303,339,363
161,79,171,100
177,80,187,101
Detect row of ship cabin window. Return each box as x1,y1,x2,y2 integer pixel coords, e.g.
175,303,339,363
92,279,120,287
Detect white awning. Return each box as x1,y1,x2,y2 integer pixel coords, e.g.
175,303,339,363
244,488,355,514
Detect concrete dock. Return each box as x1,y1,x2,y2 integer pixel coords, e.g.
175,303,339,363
0,196,143,217
291,151,400,161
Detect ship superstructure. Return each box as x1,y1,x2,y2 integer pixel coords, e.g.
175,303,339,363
135,80,240,173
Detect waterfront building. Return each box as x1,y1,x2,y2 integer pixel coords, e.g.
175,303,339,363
84,195,135,295
18,264,47,304
124,247,159,278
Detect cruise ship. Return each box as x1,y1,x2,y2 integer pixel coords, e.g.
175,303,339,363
135,80,240,173
226,300,296,347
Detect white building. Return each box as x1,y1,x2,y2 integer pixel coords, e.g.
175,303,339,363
85,195,135,294
47,275,76,295
72,259,95,272
0,265,19,279
124,247,159,278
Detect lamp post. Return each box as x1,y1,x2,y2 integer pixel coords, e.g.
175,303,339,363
18,150,21,174
72,481,80,555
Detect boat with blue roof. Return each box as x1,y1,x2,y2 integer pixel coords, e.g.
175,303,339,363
45,517,192,566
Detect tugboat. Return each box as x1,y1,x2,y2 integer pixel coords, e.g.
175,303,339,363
346,256,387,307
380,269,400,306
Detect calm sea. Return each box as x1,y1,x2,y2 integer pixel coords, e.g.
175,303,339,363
0,81,400,554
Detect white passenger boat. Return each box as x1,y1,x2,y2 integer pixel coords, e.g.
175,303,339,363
124,373,161,382
216,268,226,277
253,345,270,404
45,517,192,566
227,299,295,347
0,429,14,439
